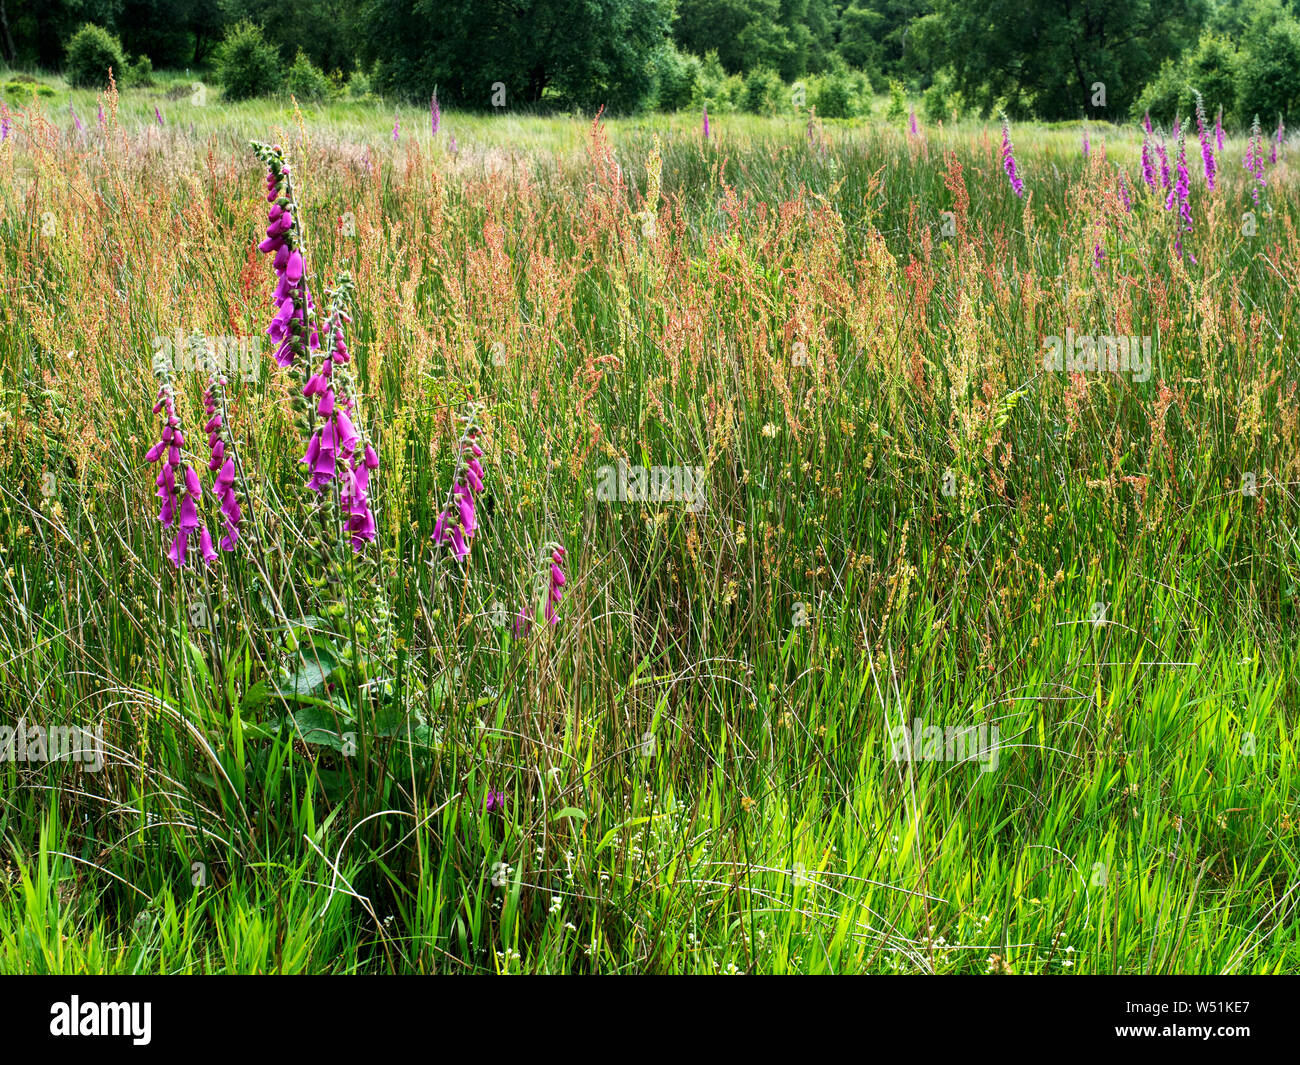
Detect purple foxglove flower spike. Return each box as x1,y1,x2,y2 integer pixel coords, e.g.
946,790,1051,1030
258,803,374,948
204,372,245,552
1000,115,1024,197
1194,92,1215,190
147,364,217,567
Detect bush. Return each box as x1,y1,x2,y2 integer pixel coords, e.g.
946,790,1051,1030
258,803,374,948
814,64,869,119
692,51,745,113
346,64,371,99
1237,16,1300,126
1134,59,1193,126
887,79,907,122
650,44,699,111
922,80,948,125
4,78,56,102
286,49,331,101
124,54,155,88
1186,34,1239,123
216,21,282,101
64,23,126,90
743,67,784,115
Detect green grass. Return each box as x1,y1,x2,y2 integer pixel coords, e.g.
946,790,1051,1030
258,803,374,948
0,79,1296,974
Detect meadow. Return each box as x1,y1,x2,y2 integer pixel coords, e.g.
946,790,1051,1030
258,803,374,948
0,73,1297,975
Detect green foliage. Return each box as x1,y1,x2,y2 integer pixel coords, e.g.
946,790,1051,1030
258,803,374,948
651,44,701,112
743,66,785,114
364,0,671,113
1135,33,1239,124
933,0,1206,120
124,53,155,88
286,49,331,102
887,78,908,121
215,21,282,102
346,64,372,100
1236,13,1300,125
64,23,126,90
922,76,950,124
813,63,870,118
3,77,56,102
692,50,746,112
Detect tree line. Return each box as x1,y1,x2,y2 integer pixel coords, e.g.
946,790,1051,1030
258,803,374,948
6,0,1300,123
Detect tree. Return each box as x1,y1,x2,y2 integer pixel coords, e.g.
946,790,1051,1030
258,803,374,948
118,0,231,68
1236,11,1300,123
838,0,932,81
221,0,362,76
931,0,1208,119
362,0,671,113
674,0,793,75
215,19,281,99
65,22,126,88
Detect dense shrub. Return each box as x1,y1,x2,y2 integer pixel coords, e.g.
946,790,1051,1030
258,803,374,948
216,21,282,101
64,23,126,90
887,79,907,122
1135,33,1239,125
650,43,699,112
692,51,745,112
125,54,155,88
286,49,331,100
346,64,372,99
922,79,948,125
1237,15,1300,125
743,66,784,114
814,64,870,118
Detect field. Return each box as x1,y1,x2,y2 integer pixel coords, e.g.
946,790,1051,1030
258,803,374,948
0,74,1297,975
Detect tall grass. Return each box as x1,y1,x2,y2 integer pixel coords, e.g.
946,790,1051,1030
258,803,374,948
0,83,1296,974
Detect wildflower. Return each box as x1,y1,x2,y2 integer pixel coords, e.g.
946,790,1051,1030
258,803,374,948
514,604,532,637
203,371,244,552
1117,168,1133,212
544,545,567,624
1165,123,1193,259
70,104,82,132
448,133,458,155
1245,114,1267,204
702,104,709,141
253,143,316,370
908,107,918,137
432,412,484,561
1155,136,1171,189
392,114,400,142
146,359,216,568
1140,130,1158,190
1000,114,1024,197
155,105,164,126
1194,91,1215,190
1215,105,1224,152
1082,121,1089,159
252,144,378,555
1272,115,1284,164
484,789,505,815
430,90,439,135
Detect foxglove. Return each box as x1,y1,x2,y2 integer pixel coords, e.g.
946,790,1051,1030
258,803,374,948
1000,115,1024,197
